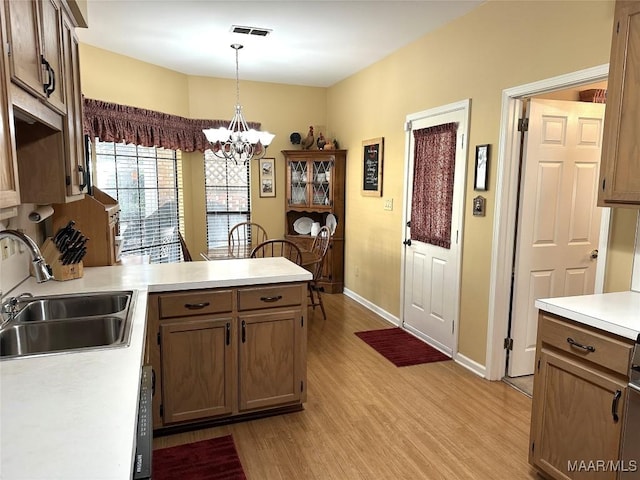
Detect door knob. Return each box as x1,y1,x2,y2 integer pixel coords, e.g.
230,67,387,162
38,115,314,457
403,239,412,246
590,249,598,259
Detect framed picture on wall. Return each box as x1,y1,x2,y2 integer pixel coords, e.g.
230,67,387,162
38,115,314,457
474,144,490,191
362,137,384,197
259,158,276,198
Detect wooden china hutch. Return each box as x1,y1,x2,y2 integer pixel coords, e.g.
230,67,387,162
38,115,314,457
283,149,346,293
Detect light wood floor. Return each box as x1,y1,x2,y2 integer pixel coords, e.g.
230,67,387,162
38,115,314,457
153,293,540,479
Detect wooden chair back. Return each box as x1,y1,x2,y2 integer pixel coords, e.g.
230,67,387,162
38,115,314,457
228,222,268,258
309,226,331,280
250,239,303,265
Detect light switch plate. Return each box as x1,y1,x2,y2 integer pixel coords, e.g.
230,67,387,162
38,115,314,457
384,198,393,211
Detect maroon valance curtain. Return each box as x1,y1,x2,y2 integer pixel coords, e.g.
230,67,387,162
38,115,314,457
410,122,458,249
83,98,261,153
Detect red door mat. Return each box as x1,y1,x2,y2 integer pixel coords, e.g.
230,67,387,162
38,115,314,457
153,435,246,480
355,327,451,367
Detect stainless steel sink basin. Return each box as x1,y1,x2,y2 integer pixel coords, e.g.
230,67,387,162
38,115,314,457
14,292,130,322
0,291,135,359
0,316,126,357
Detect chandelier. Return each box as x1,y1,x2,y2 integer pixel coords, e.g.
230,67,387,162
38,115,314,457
203,44,275,165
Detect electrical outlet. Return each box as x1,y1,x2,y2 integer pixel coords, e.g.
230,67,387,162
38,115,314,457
384,198,393,211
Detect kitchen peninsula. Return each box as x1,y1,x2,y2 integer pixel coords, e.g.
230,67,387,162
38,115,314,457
0,257,311,480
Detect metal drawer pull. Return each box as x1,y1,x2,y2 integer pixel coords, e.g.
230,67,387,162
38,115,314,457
184,302,210,310
612,389,621,423
566,337,595,353
260,295,283,303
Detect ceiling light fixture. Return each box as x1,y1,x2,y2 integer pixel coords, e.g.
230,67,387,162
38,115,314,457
203,44,275,165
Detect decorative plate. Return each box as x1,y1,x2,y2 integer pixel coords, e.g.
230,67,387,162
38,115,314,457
293,216,314,235
326,214,337,234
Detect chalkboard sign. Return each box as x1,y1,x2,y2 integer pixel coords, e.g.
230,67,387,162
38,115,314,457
362,137,384,197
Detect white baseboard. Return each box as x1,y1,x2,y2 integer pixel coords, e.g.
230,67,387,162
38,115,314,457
342,288,399,327
454,352,487,379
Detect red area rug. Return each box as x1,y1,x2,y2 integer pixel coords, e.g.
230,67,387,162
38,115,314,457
355,327,451,367
153,435,246,480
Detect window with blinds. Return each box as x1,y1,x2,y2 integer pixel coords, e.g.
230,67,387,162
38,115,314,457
93,141,184,263
204,150,251,254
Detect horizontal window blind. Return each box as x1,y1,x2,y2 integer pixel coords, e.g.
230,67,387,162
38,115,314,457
93,141,184,263
204,150,251,253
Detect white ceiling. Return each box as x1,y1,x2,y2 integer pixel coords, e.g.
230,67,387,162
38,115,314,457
77,1,484,87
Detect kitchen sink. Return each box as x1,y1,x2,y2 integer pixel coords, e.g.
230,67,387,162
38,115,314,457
0,291,135,359
13,292,130,322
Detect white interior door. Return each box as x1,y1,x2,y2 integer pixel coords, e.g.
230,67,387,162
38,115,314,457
508,98,605,377
402,101,469,356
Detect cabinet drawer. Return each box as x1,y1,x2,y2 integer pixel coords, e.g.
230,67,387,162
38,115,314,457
238,284,303,311
539,314,633,376
159,290,233,318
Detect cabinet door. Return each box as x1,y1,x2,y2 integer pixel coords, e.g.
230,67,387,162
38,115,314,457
4,0,42,96
288,159,309,206
238,308,304,411
598,0,640,205
38,0,64,112
61,11,85,196
530,349,627,479
311,157,334,209
160,317,235,424
0,13,19,208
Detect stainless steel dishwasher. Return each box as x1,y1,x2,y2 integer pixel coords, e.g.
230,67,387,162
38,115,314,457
621,338,640,478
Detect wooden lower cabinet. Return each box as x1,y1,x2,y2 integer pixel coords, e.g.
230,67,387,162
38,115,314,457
530,312,633,480
239,308,304,411
160,316,235,424
146,282,307,431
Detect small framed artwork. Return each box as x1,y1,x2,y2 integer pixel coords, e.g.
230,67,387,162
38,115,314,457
474,144,490,191
259,158,276,198
362,137,384,197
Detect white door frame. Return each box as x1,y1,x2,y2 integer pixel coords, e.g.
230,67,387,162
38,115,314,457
485,65,610,381
400,98,471,360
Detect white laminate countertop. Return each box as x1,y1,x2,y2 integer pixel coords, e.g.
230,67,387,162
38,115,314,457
535,290,640,341
0,257,312,480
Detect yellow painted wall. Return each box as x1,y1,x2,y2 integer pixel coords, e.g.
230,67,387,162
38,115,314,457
605,208,638,292
326,0,618,364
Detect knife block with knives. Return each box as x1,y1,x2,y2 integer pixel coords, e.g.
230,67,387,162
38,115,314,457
41,238,84,280
41,220,88,280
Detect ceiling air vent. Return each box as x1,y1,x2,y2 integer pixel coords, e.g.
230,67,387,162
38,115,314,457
231,25,272,37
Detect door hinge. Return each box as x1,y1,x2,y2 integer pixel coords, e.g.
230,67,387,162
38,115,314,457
301,316,304,327
602,178,606,191
537,359,540,371
461,133,465,149
518,118,529,132
65,175,71,186
301,380,304,392
157,332,160,345
452,321,455,335
405,120,412,132
531,442,535,453
6,42,10,56
159,404,163,418
617,21,620,34
504,337,513,350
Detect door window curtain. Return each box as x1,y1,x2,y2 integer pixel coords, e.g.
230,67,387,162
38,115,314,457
411,122,458,249
83,97,261,152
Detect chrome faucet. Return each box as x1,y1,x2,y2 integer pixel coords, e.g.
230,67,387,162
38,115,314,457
0,230,53,283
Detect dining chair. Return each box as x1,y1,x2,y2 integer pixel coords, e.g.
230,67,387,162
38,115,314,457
250,239,303,265
228,222,268,258
306,226,331,320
